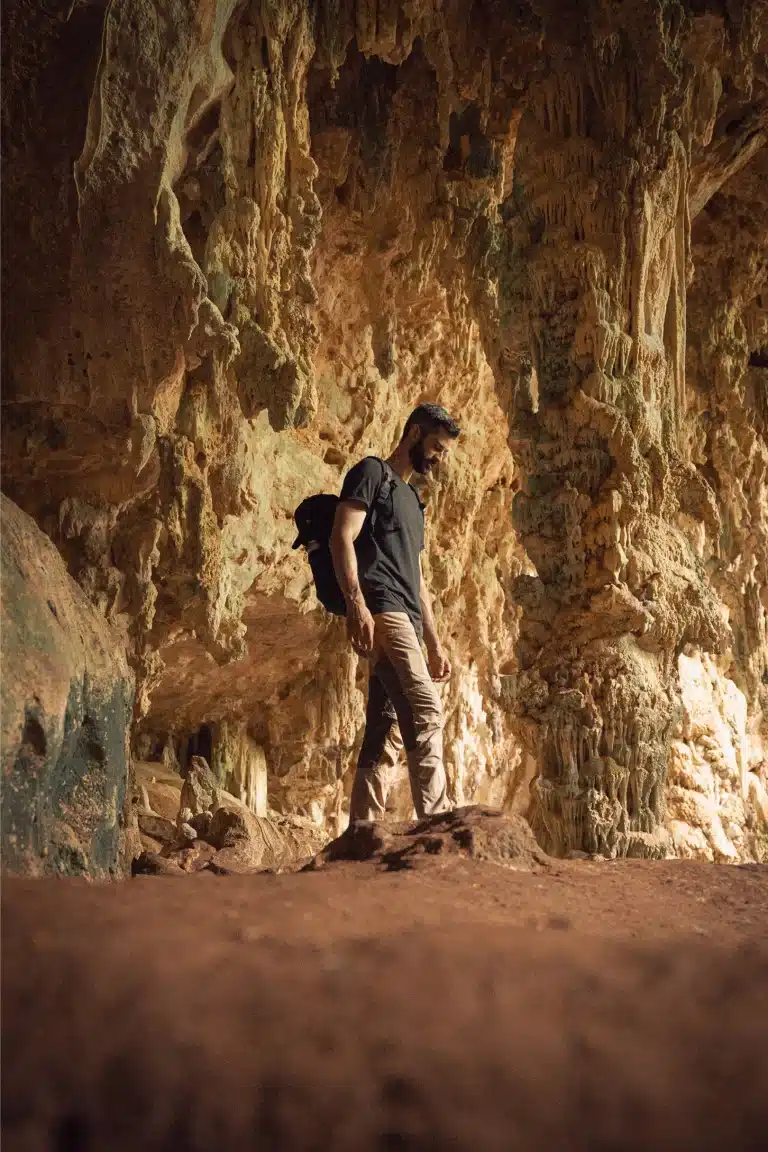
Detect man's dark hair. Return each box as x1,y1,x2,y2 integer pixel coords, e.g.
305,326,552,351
402,403,461,441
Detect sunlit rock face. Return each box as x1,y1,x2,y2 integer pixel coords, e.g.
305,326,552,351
668,653,767,862
2,0,766,861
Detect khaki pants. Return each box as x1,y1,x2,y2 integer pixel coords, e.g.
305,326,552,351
349,611,449,822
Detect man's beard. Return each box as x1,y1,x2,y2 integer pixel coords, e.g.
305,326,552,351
408,436,435,475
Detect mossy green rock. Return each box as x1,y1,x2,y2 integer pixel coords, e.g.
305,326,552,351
1,495,134,876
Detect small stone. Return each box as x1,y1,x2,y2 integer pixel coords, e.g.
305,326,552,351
138,813,178,843
179,822,197,842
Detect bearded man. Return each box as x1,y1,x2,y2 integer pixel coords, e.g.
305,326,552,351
330,403,461,822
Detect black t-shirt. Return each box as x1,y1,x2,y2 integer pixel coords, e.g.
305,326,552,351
340,456,425,630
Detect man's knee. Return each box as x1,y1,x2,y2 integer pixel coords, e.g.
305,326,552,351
359,710,397,764
409,685,442,745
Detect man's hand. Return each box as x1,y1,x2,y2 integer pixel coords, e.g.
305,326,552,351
427,643,451,683
419,570,449,682
331,502,375,658
347,595,375,657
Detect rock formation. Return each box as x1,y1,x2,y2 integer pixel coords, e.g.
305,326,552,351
2,0,767,867
479,1,768,860
308,804,551,872
1,495,134,876
131,753,327,873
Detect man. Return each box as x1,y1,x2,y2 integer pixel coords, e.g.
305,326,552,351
330,402,460,823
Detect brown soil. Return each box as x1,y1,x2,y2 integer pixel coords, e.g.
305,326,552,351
3,857,767,1151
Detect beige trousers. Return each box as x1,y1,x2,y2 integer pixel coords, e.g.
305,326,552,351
349,611,449,822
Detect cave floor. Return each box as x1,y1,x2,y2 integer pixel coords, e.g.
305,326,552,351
3,857,767,1150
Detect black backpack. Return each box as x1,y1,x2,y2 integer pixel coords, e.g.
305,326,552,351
292,459,393,616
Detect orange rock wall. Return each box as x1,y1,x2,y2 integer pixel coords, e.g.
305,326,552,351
2,0,766,857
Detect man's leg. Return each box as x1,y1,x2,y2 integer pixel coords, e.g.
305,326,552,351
373,612,449,819
348,666,404,822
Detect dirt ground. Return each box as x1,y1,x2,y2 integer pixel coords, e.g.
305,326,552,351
3,856,767,1150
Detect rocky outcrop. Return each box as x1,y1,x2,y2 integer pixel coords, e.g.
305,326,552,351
1,495,134,876
2,0,767,860
671,144,768,862
308,805,551,872
667,653,768,861
131,754,326,873
470,2,767,860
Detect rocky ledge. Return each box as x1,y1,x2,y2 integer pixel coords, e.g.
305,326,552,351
307,804,551,873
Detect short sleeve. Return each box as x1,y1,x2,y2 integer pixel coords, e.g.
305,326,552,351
339,457,383,509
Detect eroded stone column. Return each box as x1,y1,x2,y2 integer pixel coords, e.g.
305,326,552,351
505,13,727,857
210,719,268,815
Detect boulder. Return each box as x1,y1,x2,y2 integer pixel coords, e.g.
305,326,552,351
1,495,134,876
188,811,212,839
308,806,550,873
205,803,326,873
130,789,328,876
133,761,184,823
137,814,178,844
179,755,221,816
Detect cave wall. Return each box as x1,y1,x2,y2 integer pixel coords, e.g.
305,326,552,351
2,0,766,859
1,495,135,877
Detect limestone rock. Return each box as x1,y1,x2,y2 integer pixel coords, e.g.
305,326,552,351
179,756,221,817
131,795,326,876
310,806,550,873
0,495,134,877
205,802,327,874
206,805,280,872
2,0,767,863
133,762,185,824
188,811,213,840
137,814,178,845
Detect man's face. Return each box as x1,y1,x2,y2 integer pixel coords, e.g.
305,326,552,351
408,428,455,475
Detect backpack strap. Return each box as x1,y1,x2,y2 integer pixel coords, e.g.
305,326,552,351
368,457,394,531
378,457,394,498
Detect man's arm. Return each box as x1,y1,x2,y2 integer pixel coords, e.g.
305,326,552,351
420,565,451,682
331,501,375,656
